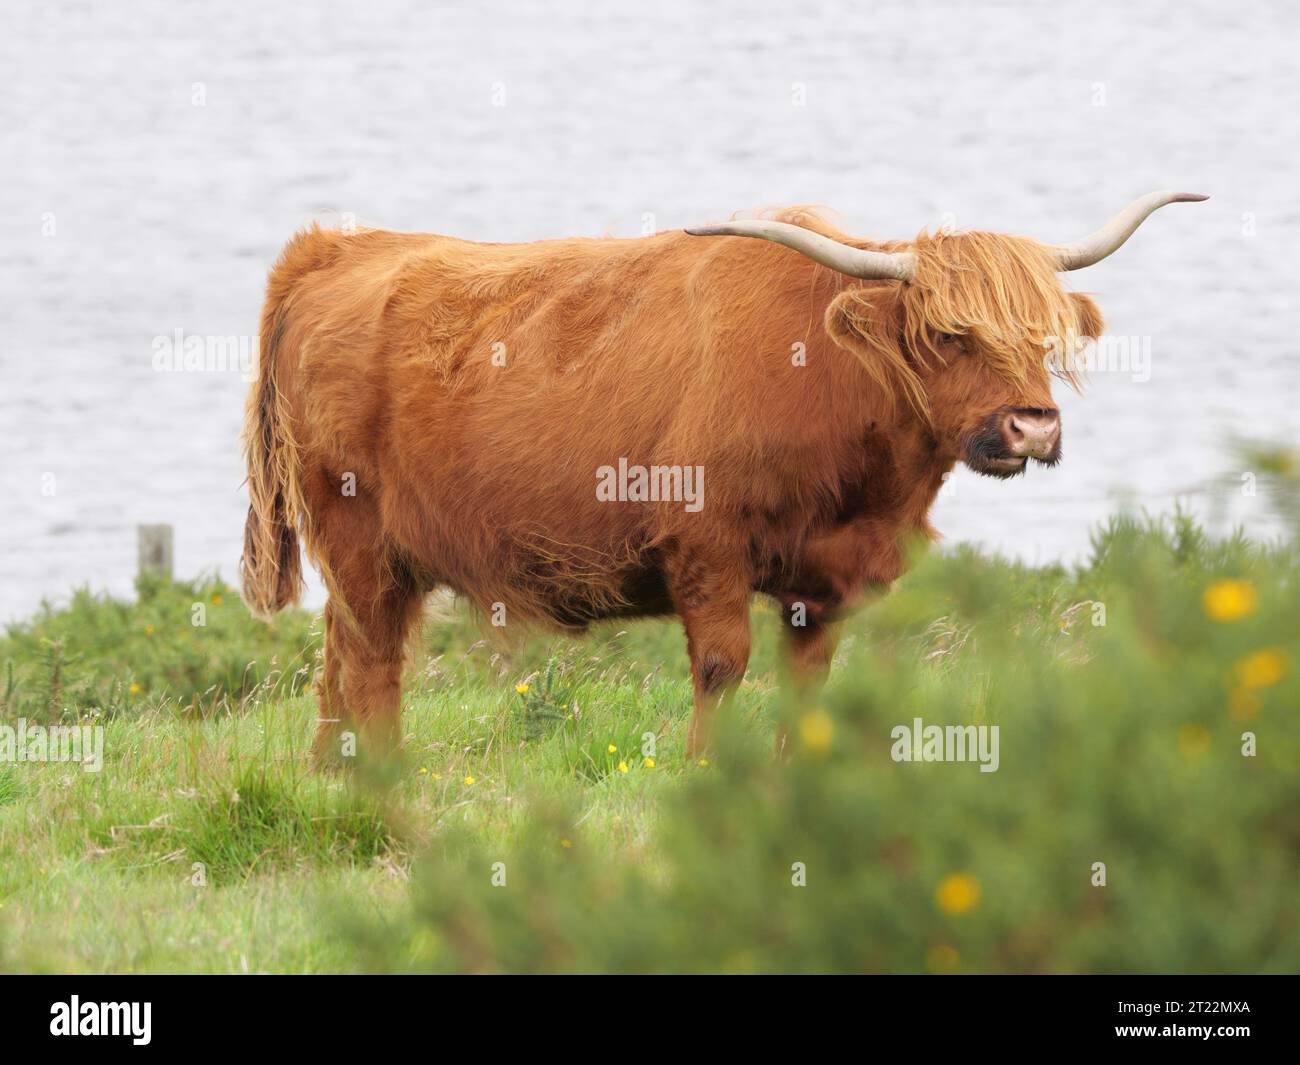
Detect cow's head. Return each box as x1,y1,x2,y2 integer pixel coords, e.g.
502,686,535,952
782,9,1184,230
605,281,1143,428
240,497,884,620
687,191,1205,479
822,229,1105,480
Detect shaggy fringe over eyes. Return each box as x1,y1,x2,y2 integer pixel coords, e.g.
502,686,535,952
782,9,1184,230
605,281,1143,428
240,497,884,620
907,229,1085,388
831,226,1094,424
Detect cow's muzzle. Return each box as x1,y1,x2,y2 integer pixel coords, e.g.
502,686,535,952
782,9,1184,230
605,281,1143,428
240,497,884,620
963,407,1062,478
1001,408,1060,460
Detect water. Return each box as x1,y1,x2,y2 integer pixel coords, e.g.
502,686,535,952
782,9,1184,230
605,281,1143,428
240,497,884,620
2,0,1297,623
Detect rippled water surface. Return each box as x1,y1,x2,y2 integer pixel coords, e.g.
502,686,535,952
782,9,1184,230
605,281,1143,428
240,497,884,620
2,0,1297,622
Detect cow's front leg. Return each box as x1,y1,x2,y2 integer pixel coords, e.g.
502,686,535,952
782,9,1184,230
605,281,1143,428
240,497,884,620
782,607,841,694
775,604,841,756
670,564,751,759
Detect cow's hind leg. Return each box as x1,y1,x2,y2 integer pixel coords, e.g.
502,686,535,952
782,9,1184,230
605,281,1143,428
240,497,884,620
311,601,353,765
313,560,424,766
306,479,426,766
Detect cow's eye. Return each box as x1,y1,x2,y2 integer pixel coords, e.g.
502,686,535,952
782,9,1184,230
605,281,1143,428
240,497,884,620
936,332,962,346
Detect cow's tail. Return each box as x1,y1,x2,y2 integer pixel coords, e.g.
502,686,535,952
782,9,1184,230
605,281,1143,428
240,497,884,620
240,287,305,618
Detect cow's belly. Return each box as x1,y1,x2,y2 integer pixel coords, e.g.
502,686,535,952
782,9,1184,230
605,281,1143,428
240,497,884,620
541,557,674,627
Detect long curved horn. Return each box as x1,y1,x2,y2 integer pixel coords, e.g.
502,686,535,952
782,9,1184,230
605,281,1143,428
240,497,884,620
1051,190,1209,271
684,219,914,281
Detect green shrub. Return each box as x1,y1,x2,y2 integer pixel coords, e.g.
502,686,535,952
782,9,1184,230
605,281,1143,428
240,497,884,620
343,515,1300,973
0,575,318,720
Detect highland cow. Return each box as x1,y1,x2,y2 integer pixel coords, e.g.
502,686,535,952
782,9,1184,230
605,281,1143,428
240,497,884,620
240,191,1205,761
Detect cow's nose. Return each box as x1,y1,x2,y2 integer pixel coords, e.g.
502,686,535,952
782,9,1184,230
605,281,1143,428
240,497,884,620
1000,409,1060,459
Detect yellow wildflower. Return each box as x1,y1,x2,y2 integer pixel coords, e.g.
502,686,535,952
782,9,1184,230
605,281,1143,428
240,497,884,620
926,944,961,974
463,775,475,786
935,873,981,915
799,709,834,754
1235,647,1288,689
643,757,655,768
1202,580,1257,622
618,761,629,774
607,743,617,753
128,682,142,695
515,683,529,694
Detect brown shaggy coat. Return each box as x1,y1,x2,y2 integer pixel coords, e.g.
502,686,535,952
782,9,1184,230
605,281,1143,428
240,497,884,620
241,210,1103,758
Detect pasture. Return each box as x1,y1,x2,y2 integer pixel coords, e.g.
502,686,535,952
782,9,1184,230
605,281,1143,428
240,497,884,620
1,499,1297,974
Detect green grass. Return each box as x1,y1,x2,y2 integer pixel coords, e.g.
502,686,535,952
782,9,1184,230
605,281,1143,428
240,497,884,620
1,494,1298,972
0,643,729,971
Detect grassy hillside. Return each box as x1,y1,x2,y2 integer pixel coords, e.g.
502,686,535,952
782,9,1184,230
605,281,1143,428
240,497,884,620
0,502,1297,973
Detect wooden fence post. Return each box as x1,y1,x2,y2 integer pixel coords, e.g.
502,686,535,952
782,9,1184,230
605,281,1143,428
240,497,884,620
137,523,174,581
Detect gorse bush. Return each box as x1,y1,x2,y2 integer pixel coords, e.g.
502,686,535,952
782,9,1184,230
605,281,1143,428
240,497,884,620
0,575,318,721
344,514,1299,973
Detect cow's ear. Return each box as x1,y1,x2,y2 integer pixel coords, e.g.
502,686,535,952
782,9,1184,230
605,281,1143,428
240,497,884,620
824,286,929,421
1070,292,1105,340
